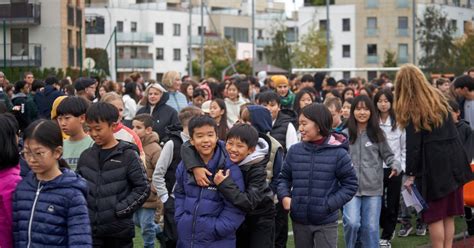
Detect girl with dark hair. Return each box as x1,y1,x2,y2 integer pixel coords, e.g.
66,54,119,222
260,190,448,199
278,103,357,248
209,98,229,140
0,113,22,248
122,82,139,125
374,89,407,247
225,81,246,126
293,88,315,116
343,95,401,248
13,119,92,247
342,88,355,102
180,80,198,103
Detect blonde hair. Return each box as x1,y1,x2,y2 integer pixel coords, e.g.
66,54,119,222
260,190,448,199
101,92,123,104
394,64,450,131
162,71,180,89
139,83,166,106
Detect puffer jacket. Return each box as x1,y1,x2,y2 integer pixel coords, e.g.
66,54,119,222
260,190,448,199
174,141,245,248
13,168,92,247
142,131,162,209
0,165,21,248
76,140,150,238
277,133,358,226
270,109,297,152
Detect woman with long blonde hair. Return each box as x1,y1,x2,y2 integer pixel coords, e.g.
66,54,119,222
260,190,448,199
394,64,473,248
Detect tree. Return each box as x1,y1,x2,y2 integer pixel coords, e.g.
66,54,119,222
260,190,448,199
382,50,397,79
453,34,474,75
292,25,329,68
263,29,292,71
417,6,457,73
307,0,334,6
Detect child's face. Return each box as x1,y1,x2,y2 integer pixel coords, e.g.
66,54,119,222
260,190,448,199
438,82,450,93
132,120,151,139
190,125,218,160
261,101,280,121
23,139,62,175
186,85,194,98
298,114,322,142
344,90,354,100
209,101,224,119
227,84,239,100
276,84,289,97
342,101,351,119
376,94,391,114
225,137,255,163
109,99,124,122
299,93,313,110
327,105,342,128
57,114,85,137
99,86,106,98
353,102,371,125
193,95,205,108
87,120,117,147
336,83,346,94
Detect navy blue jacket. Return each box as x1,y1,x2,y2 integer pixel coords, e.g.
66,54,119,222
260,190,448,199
174,141,245,248
277,133,358,225
13,168,92,247
34,85,64,119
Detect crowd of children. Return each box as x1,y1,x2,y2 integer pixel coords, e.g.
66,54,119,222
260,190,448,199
0,66,472,248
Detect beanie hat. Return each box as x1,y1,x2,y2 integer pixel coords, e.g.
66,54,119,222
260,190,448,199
74,77,96,91
271,75,289,88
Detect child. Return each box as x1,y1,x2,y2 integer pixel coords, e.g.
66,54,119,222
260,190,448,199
76,102,149,247
0,113,22,248
225,81,247,126
448,99,474,160
56,96,94,170
324,97,346,132
209,98,229,140
192,88,207,108
343,95,401,248
271,75,295,109
174,115,245,247
436,78,451,94
132,113,163,248
152,106,203,248
341,98,353,120
293,88,315,116
278,103,358,248
374,89,407,247
13,119,91,247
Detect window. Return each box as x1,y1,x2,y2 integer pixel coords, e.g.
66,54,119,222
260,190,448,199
118,47,124,59
117,21,123,32
156,23,164,35
198,26,206,35
342,18,350,31
67,29,73,47
343,71,351,79
366,0,378,8
398,43,409,63
11,28,28,56
173,24,181,36
342,45,350,58
156,48,164,60
367,44,377,56
398,17,408,29
156,73,163,82
319,19,327,31
257,51,263,61
367,17,377,29
257,29,263,39
131,47,138,59
224,27,249,43
396,0,409,8
131,22,137,33
173,49,181,61
450,19,457,31
85,15,105,34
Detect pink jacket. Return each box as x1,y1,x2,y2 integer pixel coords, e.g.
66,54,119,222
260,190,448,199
0,165,21,248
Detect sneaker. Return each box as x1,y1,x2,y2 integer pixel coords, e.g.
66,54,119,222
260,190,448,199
398,223,413,237
416,223,427,236
379,239,392,248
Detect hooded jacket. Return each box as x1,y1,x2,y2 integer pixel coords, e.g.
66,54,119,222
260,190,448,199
277,133,358,226
137,92,180,142
174,141,245,248
456,119,474,161
13,168,92,247
270,109,297,151
76,140,150,238
142,131,162,209
11,92,36,130
34,84,64,119
0,165,21,248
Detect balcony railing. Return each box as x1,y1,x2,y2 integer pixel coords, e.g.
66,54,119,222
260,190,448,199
367,55,379,64
0,2,41,25
189,35,219,45
117,58,153,69
366,28,378,37
0,43,41,67
397,28,409,37
256,39,272,47
117,32,153,43
398,55,409,64
366,0,379,8
397,0,409,8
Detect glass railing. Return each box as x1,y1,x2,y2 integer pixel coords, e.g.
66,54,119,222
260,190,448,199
366,0,379,8
397,28,409,37
117,32,153,43
366,28,378,37
397,0,409,8
0,43,41,67
367,55,379,64
0,2,40,25
398,55,409,64
117,58,153,69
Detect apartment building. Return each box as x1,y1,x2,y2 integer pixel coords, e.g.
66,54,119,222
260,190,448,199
0,0,85,71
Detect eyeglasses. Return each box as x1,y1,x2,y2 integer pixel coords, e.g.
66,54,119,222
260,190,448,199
20,150,50,161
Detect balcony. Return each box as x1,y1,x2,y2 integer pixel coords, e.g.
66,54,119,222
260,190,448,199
397,28,409,37
366,0,379,8
256,39,272,48
396,0,410,8
0,43,41,67
189,35,219,46
366,55,379,64
366,28,378,37
0,2,40,25
117,32,153,44
398,55,409,64
117,58,153,69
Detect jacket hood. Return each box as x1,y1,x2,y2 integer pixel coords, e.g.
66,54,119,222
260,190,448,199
25,168,88,196
142,131,160,146
303,131,349,151
12,92,27,100
43,85,58,96
238,137,269,166
247,105,272,133
148,92,170,110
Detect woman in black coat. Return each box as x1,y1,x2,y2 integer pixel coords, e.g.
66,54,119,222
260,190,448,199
394,64,473,248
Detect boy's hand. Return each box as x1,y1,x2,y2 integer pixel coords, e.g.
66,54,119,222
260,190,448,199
282,197,291,211
388,169,398,179
214,169,230,186
192,167,212,187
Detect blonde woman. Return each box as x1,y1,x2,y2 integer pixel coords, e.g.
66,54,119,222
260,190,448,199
162,71,188,112
394,64,473,248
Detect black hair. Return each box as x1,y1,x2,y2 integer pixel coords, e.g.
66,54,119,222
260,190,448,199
133,113,154,129
373,89,397,131
0,113,20,169
300,103,333,137
301,74,314,83
23,119,69,168
86,102,119,124
193,88,206,99
14,80,27,94
453,75,474,91
188,115,218,138
313,72,326,92
326,77,337,87
293,88,315,115
359,85,374,98
342,87,355,102
0,102,7,114
323,89,341,100
56,96,90,117
44,76,59,86
236,78,250,100
257,90,280,105
214,82,226,99
226,123,259,148
289,73,298,81
347,95,385,144
249,77,259,88
32,80,45,92
336,79,347,86
124,82,139,102
212,98,228,140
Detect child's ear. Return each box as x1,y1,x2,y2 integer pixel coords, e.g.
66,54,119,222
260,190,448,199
55,146,63,160
79,114,86,123
248,146,256,155
145,126,153,134
111,122,118,130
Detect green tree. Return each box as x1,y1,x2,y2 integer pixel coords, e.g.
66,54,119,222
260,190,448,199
417,6,456,73
453,34,474,74
86,48,110,75
382,50,397,79
308,0,334,6
292,25,329,68
263,28,292,70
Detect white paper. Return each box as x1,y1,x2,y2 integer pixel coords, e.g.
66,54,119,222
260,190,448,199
401,189,423,213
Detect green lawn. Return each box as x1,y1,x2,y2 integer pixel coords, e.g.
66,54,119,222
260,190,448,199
133,217,467,248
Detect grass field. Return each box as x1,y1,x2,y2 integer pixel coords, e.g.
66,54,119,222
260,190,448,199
133,217,467,248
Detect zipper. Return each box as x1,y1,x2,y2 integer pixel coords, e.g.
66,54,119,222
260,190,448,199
27,182,43,248
307,151,314,219
358,135,362,195
190,188,203,248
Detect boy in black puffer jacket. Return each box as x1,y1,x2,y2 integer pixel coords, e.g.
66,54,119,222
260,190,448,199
77,102,150,247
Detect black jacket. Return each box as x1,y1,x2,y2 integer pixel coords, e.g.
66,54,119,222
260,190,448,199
406,115,474,202
456,119,474,161
11,92,36,131
76,141,150,238
34,85,64,119
270,109,297,152
136,92,179,143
